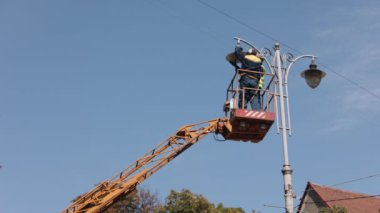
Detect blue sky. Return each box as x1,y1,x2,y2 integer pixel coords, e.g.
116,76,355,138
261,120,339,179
1,1,380,212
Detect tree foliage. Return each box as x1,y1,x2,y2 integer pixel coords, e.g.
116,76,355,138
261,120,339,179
216,203,245,213
157,189,246,213
156,189,215,213
319,205,347,213
105,188,251,213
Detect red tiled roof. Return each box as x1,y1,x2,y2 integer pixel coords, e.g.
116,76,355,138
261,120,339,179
307,182,380,213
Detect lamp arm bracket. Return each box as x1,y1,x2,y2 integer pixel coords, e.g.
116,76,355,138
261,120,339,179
233,37,260,52
285,54,317,81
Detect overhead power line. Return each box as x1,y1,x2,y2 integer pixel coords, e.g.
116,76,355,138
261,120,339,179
296,173,380,201
145,0,229,44
331,173,380,187
318,62,380,99
295,194,380,213
196,0,380,101
303,194,380,205
195,0,292,49
196,0,305,55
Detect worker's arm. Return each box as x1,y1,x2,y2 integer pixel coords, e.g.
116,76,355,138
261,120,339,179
234,46,245,62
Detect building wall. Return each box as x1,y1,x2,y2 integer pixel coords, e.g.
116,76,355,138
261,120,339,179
299,190,327,213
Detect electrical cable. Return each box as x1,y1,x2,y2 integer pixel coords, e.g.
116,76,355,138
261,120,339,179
302,194,380,205
196,0,303,54
318,62,380,99
294,193,380,212
295,173,380,197
330,173,380,187
145,0,229,44
265,194,380,213
196,0,380,101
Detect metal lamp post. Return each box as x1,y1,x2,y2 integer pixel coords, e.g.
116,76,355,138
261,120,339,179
233,38,326,213
274,42,326,213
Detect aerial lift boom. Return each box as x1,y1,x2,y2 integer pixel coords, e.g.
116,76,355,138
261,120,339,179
62,119,225,213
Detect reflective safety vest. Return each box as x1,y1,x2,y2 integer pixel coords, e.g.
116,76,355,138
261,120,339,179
258,65,266,89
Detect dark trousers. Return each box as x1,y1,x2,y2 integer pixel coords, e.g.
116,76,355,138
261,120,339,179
238,76,260,110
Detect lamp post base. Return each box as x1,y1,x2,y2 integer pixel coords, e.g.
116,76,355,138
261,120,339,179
282,164,294,213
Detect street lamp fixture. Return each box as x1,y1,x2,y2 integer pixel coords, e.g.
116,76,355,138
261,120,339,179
300,59,326,89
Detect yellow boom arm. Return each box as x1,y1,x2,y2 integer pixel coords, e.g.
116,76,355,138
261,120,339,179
62,119,223,213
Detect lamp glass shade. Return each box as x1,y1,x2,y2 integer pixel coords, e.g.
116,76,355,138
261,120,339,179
300,63,326,89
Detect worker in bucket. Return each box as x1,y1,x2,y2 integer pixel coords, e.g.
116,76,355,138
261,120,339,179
234,41,264,110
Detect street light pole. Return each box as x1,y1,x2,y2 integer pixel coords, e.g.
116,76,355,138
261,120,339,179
272,42,326,213
274,43,294,213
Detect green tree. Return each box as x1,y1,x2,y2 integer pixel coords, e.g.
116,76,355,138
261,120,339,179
216,203,245,213
156,189,216,213
319,205,347,213
157,189,249,213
